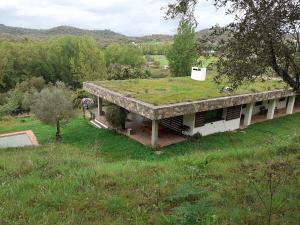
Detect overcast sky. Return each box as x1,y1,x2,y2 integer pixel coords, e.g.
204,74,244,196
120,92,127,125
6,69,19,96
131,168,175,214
0,0,234,36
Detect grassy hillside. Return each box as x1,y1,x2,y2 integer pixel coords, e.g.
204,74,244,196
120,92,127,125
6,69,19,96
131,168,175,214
0,113,299,225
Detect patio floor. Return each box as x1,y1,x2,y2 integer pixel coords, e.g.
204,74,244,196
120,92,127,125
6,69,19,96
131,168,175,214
240,106,300,129
95,113,187,147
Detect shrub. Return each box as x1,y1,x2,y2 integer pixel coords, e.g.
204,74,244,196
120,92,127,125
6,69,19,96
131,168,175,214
72,89,90,108
107,63,150,80
106,105,127,129
15,77,46,93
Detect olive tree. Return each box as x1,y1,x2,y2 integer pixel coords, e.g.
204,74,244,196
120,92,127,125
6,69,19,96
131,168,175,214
30,87,74,141
165,0,300,90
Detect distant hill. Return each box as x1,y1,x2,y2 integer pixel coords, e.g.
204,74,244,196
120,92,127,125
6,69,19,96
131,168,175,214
0,24,173,44
0,24,227,49
0,24,131,43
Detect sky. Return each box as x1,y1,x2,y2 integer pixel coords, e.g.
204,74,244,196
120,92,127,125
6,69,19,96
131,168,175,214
0,0,234,36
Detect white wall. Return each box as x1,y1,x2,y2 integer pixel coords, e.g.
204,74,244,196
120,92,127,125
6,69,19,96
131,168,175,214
182,113,241,136
182,97,289,137
192,118,240,136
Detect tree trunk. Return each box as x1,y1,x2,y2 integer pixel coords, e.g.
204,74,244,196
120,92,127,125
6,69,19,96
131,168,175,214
56,120,62,141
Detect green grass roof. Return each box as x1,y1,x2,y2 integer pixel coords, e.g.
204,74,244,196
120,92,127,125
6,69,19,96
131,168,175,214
94,71,288,106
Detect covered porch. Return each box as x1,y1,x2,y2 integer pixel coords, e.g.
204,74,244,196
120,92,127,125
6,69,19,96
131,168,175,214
94,112,187,147
240,95,300,128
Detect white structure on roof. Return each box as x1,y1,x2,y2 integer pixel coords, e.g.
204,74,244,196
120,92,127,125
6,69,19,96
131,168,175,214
191,67,207,81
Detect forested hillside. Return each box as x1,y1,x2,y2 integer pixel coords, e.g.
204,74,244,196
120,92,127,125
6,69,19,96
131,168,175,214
0,24,173,44
0,24,225,46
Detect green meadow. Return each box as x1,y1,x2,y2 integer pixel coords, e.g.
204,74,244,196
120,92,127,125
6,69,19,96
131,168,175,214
0,113,299,225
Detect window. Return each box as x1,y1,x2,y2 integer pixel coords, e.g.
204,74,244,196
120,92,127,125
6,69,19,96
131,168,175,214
204,109,223,123
226,105,242,121
242,104,247,109
255,101,263,106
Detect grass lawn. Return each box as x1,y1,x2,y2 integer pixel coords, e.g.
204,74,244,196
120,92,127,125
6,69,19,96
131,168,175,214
197,56,218,68
153,55,169,66
94,71,288,105
0,113,299,225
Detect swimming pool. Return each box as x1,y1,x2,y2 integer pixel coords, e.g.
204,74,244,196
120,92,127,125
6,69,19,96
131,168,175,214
0,131,39,148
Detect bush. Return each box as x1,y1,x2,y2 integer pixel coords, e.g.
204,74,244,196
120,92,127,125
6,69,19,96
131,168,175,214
71,89,90,108
15,77,46,93
106,105,127,129
107,63,150,80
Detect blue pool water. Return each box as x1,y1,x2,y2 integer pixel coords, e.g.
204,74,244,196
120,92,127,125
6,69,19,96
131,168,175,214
0,134,33,148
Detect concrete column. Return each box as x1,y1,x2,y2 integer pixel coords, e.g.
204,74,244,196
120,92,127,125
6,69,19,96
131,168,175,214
97,97,103,116
267,99,276,120
244,103,254,126
151,120,159,147
286,96,296,115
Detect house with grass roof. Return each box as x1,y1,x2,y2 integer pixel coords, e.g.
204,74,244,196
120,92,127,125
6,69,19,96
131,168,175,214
83,71,300,148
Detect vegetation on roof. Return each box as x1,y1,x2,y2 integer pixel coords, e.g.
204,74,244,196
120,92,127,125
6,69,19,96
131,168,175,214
94,71,288,105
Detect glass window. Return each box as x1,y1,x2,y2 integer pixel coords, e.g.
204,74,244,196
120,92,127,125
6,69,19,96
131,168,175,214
205,109,223,123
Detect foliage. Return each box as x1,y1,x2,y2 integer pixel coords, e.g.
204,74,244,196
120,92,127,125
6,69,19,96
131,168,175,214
140,42,172,55
107,63,150,80
105,43,145,68
30,86,74,140
165,0,300,90
105,104,127,129
71,89,90,108
15,77,46,93
0,90,23,117
0,36,107,92
95,71,287,105
38,36,107,87
0,77,47,117
196,56,218,68
167,21,197,76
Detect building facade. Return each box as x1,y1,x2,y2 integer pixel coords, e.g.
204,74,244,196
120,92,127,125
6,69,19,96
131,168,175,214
84,82,300,147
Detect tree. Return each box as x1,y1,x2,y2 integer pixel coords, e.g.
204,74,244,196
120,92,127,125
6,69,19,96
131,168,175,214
39,36,107,87
165,0,300,90
30,86,74,141
107,63,150,80
105,44,145,68
0,36,107,92
167,21,197,76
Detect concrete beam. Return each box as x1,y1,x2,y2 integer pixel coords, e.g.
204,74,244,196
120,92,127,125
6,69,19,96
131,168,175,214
267,99,276,120
97,97,103,116
286,96,296,115
244,103,254,126
151,120,159,147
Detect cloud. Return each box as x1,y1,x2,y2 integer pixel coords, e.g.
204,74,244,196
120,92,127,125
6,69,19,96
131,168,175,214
0,0,234,36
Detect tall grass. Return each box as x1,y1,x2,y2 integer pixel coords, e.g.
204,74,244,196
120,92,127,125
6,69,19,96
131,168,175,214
0,114,299,224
